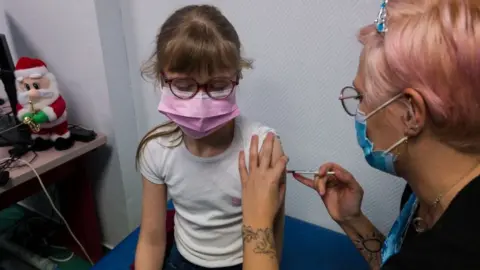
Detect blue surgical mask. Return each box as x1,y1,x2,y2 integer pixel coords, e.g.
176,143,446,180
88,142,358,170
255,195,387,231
354,94,407,176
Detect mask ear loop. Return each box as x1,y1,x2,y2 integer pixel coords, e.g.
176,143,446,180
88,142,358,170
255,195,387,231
384,137,408,155
364,93,410,156
365,93,404,120
381,95,412,155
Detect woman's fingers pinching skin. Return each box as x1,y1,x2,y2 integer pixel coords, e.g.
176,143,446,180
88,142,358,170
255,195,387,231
259,133,275,170
238,151,248,185
248,135,259,172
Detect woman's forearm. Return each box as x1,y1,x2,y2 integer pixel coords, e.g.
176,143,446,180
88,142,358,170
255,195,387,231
135,238,166,270
339,214,384,270
242,223,279,270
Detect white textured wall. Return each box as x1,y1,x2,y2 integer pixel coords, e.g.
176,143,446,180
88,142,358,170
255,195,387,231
124,0,406,234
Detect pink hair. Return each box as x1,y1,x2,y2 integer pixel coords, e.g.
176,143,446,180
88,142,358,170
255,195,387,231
359,0,480,153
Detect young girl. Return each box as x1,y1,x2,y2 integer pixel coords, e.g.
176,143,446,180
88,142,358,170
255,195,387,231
134,5,285,270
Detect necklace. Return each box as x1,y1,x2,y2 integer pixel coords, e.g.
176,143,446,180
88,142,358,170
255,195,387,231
413,162,480,233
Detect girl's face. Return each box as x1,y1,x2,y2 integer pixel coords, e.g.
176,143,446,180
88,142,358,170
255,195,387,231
162,70,239,100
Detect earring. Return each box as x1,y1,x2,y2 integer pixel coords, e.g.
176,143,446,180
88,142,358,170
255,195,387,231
410,123,419,133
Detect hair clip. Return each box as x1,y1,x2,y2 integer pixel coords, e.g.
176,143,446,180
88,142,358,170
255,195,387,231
374,0,388,33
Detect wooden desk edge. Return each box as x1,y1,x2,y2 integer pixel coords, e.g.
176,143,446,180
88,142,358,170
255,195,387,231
0,134,107,193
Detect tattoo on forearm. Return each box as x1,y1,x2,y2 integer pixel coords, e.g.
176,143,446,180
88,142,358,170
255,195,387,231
353,230,384,268
242,225,277,259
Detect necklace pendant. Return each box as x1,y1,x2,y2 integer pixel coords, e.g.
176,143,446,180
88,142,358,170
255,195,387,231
413,217,428,233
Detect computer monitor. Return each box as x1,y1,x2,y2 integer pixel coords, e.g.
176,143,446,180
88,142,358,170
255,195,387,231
0,34,31,146
0,34,17,118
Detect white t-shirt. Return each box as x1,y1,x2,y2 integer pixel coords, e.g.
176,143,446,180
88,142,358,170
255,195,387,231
138,116,276,268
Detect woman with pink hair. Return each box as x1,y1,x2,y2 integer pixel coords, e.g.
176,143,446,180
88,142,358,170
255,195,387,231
239,0,480,269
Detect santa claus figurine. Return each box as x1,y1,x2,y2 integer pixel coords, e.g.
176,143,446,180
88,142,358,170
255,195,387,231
15,57,74,151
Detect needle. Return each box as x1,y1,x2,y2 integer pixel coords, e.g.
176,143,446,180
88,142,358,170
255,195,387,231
287,170,335,176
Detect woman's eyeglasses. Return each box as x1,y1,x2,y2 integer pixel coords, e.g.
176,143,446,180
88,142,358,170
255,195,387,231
339,86,363,116
164,77,239,100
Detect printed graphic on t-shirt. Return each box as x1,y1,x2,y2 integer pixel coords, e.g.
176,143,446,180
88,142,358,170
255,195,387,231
231,197,241,206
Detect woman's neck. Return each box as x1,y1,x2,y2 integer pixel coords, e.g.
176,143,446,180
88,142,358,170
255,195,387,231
402,139,480,210
183,120,235,158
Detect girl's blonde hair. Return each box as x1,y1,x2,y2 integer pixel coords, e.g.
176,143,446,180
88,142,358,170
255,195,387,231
136,5,252,167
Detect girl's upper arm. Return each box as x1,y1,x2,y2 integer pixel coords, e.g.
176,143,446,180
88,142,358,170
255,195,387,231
139,176,168,244
244,127,284,170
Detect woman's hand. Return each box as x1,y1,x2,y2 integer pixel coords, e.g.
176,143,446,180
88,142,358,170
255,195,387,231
293,162,364,224
239,133,288,226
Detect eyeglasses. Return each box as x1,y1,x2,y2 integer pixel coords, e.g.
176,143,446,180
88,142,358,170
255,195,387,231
339,86,363,116
164,76,239,100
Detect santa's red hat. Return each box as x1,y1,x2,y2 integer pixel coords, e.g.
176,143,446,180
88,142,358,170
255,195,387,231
14,57,48,82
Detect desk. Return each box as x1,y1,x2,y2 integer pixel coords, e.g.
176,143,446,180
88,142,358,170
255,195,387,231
0,134,107,263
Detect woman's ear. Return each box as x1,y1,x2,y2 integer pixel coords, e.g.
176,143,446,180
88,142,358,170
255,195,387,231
402,88,426,137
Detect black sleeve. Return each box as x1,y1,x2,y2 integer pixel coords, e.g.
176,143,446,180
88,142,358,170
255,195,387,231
381,224,480,270
381,262,404,270
400,184,412,211
385,177,480,270
381,244,480,270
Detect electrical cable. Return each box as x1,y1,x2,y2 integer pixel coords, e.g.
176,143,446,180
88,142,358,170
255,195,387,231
49,250,75,263
0,147,37,175
0,122,24,135
0,157,94,265
11,188,66,262
41,238,74,263
0,120,28,146
9,152,37,168
21,223,75,263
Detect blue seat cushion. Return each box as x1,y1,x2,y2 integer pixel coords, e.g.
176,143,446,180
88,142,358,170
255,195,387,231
93,213,367,269
281,217,368,269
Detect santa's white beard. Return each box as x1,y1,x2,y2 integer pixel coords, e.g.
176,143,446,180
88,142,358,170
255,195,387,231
17,73,60,110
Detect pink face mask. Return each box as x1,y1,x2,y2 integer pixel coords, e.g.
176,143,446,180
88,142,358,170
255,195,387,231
157,88,240,139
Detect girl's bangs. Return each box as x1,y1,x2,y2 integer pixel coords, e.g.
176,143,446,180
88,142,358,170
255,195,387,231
162,37,240,77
